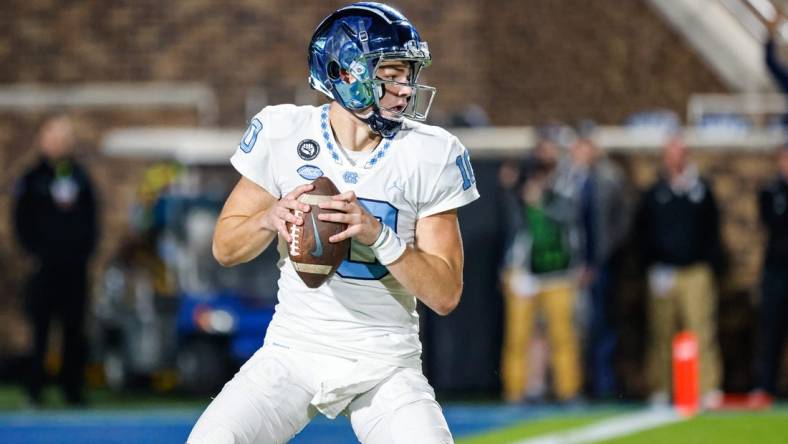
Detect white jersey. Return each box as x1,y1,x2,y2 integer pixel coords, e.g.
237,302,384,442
230,104,480,368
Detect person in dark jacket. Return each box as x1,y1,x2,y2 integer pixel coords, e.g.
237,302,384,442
764,10,788,128
766,12,788,94
568,130,632,399
751,144,788,406
637,136,723,409
13,113,99,406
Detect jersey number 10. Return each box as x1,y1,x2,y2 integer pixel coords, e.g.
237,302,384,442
455,151,476,190
336,198,398,280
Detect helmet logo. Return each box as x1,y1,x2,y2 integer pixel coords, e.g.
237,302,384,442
404,40,429,58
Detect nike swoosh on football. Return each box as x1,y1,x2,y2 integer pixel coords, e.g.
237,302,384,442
309,212,324,257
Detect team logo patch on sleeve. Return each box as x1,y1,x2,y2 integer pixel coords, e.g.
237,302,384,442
297,164,324,180
297,139,320,160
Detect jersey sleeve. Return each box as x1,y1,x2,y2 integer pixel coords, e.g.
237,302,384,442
230,108,282,198
418,136,480,218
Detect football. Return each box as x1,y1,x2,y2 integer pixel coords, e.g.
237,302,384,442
286,177,351,288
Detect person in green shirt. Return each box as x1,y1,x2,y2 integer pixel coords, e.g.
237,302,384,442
500,138,582,404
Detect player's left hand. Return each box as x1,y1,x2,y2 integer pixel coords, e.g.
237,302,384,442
317,191,382,245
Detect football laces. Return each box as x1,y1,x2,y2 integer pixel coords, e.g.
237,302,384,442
289,210,303,256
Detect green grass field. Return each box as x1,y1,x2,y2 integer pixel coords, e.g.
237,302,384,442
457,413,612,443
599,411,788,444
457,408,788,444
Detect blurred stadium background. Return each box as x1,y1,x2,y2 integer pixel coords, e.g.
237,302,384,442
1,0,788,442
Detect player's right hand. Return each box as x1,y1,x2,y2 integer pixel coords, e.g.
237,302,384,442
261,183,314,243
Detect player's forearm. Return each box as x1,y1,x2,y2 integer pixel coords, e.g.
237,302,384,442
386,246,463,316
212,211,277,267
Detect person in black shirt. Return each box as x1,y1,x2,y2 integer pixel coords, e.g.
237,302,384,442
569,131,632,399
751,144,788,405
764,10,788,128
12,113,99,406
636,136,723,409
766,16,788,93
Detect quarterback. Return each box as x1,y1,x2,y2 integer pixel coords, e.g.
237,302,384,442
187,3,479,443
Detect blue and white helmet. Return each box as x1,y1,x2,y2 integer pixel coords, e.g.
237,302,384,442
308,2,435,138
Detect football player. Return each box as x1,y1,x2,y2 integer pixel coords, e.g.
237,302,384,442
187,3,479,443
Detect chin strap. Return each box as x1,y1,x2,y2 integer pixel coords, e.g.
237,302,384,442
360,108,402,138
350,102,402,138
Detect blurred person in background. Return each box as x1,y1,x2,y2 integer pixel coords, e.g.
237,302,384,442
765,11,788,97
568,123,632,399
763,8,788,130
497,143,549,404
500,132,583,404
750,143,788,408
636,135,723,409
12,113,99,407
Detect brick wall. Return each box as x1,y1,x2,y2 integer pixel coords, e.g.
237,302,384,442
480,1,729,124
1,0,727,124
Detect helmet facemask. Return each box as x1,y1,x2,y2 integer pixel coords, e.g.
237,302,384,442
336,46,435,132
367,53,436,123
342,51,434,138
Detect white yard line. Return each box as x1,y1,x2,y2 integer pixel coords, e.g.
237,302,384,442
514,409,683,444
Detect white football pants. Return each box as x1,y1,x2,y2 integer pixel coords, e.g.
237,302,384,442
186,344,453,444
